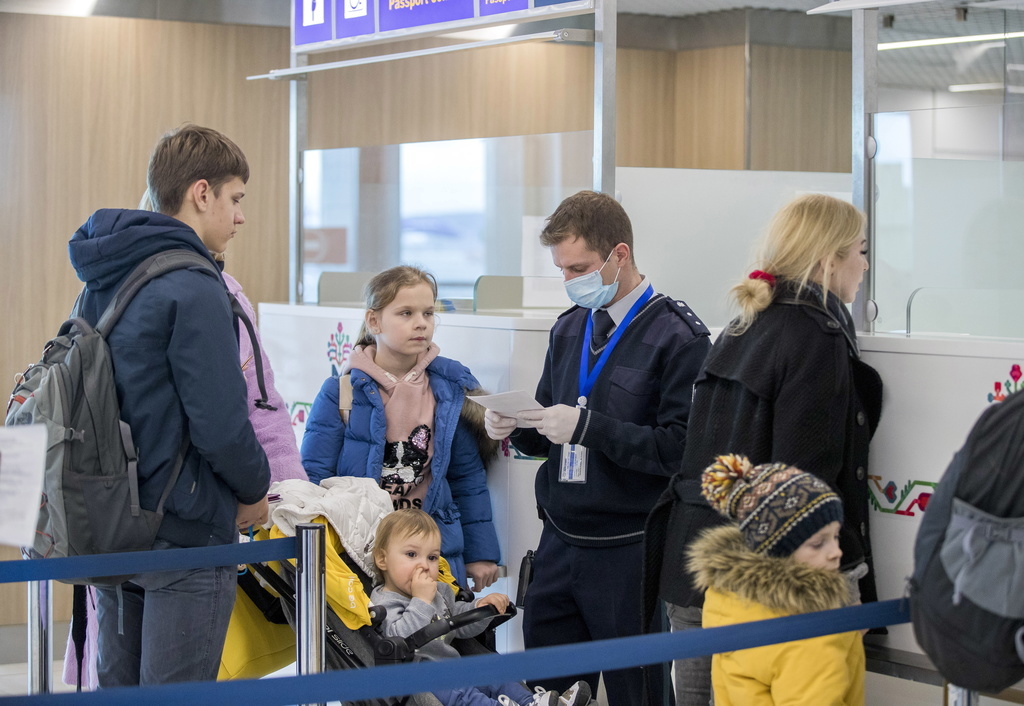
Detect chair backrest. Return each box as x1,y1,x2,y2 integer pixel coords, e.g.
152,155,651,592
318,271,375,305
473,275,569,311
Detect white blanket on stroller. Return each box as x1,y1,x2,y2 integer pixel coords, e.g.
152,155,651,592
268,477,392,577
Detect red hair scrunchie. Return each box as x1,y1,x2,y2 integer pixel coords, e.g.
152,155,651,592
748,270,776,287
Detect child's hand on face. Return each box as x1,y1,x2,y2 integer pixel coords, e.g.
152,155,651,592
476,593,511,614
411,566,437,603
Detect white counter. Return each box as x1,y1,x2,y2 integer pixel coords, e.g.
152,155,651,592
258,302,1024,656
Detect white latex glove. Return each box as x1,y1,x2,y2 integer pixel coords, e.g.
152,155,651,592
484,409,518,440
516,404,581,445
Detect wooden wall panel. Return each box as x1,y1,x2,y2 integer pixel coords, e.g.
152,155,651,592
749,44,852,173
0,12,289,626
308,41,595,149
673,45,747,170
617,48,677,168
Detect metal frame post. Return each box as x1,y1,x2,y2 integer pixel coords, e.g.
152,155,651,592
851,8,878,331
295,523,326,706
27,580,52,694
289,53,309,304
593,0,617,195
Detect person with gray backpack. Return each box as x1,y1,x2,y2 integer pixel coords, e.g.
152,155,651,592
45,125,269,686
910,388,1024,694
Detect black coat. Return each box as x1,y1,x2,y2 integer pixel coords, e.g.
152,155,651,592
643,283,883,622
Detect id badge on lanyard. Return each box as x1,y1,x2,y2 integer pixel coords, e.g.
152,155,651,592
559,396,589,484
559,286,654,485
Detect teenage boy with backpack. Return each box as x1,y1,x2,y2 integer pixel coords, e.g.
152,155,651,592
67,125,271,686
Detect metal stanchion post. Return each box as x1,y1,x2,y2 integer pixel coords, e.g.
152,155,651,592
296,523,326,706
27,579,52,694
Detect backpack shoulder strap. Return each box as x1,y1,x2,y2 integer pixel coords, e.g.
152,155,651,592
231,296,276,411
338,374,353,425
93,250,278,412
95,250,216,338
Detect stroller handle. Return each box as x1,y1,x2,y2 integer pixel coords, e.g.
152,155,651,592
406,604,517,651
375,604,518,663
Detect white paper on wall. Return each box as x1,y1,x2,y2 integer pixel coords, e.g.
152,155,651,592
0,425,47,549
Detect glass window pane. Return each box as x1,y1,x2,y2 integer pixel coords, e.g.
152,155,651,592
300,131,593,304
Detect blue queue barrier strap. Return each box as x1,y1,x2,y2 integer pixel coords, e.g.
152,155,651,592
4,598,910,706
0,538,295,584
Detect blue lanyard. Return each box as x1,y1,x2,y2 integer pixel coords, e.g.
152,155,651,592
578,285,654,402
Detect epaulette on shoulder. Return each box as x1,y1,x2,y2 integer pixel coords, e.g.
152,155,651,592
662,296,711,337
556,304,582,320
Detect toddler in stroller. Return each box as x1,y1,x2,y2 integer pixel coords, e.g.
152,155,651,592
254,480,590,706
371,509,592,706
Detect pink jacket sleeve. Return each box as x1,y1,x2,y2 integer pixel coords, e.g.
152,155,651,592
224,272,308,483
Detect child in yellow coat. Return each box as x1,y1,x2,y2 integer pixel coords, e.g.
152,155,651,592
687,454,865,706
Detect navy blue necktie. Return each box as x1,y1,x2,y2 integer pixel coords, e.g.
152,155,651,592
590,309,614,364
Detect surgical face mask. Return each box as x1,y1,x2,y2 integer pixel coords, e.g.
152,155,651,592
564,249,620,309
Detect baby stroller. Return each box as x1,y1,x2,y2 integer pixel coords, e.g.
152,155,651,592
241,479,516,706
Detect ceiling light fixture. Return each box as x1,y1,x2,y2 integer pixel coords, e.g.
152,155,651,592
808,0,936,16
880,31,1024,50
948,82,1005,91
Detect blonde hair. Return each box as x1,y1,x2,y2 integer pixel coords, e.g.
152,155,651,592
356,266,439,347
372,509,440,572
729,194,865,334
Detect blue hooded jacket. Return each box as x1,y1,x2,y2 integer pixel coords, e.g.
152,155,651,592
300,356,500,582
68,209,271,548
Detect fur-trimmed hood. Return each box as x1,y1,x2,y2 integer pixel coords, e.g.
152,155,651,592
687,524,851,615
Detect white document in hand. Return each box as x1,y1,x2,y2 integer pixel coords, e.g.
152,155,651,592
0,424,47,549
467,390,544,427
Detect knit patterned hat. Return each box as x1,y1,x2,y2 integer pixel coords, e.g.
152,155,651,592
701,454,844,557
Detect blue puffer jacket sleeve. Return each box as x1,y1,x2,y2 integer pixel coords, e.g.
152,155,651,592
447,418,501,565
301,376,345,484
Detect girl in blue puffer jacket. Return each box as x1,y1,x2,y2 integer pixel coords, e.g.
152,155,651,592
301,266,501,590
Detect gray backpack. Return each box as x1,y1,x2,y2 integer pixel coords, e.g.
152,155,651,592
909,388,1024,693
5,250,273,585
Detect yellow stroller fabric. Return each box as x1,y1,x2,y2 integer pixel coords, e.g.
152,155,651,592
218,515,464,680
294,517,375,630
218,527,294,681
292,516,461,627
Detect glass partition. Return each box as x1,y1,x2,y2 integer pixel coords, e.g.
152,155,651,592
872,3,1024,338
300,131,593,303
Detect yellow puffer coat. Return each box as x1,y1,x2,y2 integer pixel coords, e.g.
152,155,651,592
688,525,865,706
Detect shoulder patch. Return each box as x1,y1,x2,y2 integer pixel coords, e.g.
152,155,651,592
665,297,710,337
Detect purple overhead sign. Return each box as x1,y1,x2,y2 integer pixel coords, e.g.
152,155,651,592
379,0,474,32
294,0,333,46
293,0,586,49
337,0,375,39
480,0,529,16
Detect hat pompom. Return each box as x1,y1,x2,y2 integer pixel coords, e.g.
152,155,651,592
701,454,754,514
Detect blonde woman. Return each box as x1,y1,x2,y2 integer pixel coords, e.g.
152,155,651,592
642,194,883,706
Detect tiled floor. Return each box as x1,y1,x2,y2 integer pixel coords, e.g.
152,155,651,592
0,660,75,697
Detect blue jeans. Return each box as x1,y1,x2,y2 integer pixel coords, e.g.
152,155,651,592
666,603,712,706
94,539,236,686
435,681,536,706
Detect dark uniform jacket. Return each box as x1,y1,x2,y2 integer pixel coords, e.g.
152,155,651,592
643,281,883,624
511,292,712,546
